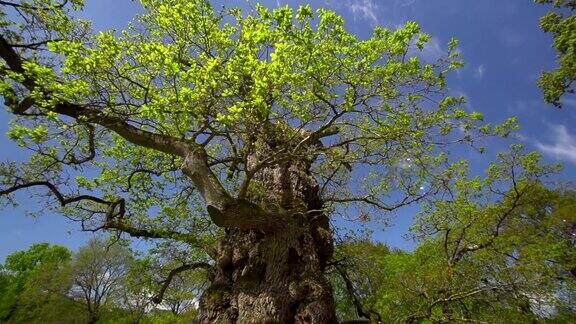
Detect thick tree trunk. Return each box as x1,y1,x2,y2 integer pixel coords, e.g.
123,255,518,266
198,225,335,323
197,131,336,323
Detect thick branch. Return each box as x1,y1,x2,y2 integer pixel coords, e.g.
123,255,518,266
0,34,282,234
182,148,288,232
0,180,198,243
206,199,290,233
0,35,35,89
51,102,191,156
181,146,231,210
103,217,198,245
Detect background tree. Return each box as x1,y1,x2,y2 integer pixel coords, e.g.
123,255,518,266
119,258,156,323
0,239,208,323
332,147,576,323
120,253,209,322
0,0,516,321
70,238,133,324
535,0,576,107
0,243,79,323
18,255,86,324
156,265,207,316
330,240,391,322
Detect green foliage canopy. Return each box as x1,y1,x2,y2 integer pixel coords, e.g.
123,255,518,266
0,243,74,323
536,0,576,107
332,148,575,323
0,0,516,249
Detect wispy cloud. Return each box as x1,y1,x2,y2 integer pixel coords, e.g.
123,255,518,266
560,98,576,108
507,99,541,116
348,0,380,25
499,28,524,48
326,0,418,29
408,36,448,63
397,0,417,7
536,125,576,164
474,64,485,79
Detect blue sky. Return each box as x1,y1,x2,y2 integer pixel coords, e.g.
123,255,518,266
1,0,575,260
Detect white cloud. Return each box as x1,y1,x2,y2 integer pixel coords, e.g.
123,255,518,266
327,0,418,29
507,99,541,114
560,98,576,108
348,0,380,25
536,125,576,164
407,36,448,63
500,28,524,48
515,133,528,141
421,37,445,61
474,64,485,79
397,0,417,7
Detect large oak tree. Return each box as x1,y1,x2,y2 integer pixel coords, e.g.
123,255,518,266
0,0,514,322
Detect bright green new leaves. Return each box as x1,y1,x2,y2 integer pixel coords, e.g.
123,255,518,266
34,0,469,138
7,124,48,145
0,0,517,264
536,0,576,107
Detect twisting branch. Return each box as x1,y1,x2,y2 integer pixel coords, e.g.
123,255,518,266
0,181,108,205
102,209,200,245
7,39,60,49
325,196,396,211
124,168,164,191
0,179,199,244
325,190,430,213
151,262,212,304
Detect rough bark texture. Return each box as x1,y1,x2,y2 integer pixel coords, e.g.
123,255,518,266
197,130,336,323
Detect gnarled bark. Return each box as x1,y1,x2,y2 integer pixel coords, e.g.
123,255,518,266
199,225,335,323
197,131,335,323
